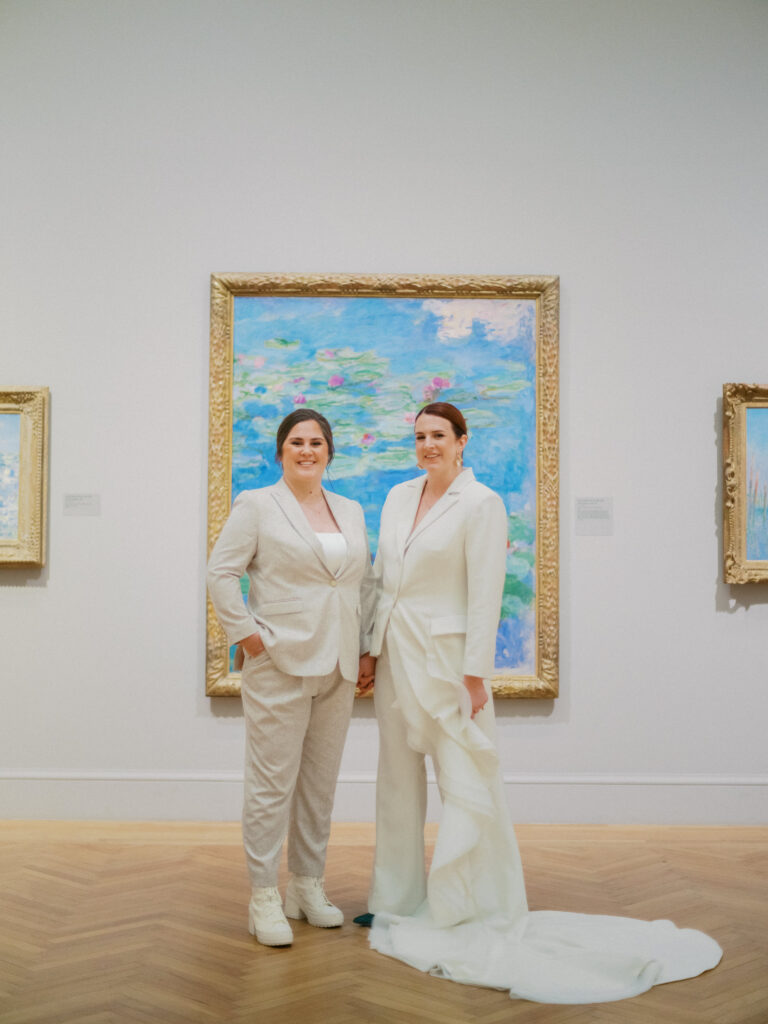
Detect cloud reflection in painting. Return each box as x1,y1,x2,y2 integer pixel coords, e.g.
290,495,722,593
231,296,537,674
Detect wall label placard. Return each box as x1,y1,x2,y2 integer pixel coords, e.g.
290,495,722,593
64,493,101,516
575,497,613,536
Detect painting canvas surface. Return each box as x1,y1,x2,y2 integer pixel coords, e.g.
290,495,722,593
230,295,538,675
0,412,21,540
746,406,768,560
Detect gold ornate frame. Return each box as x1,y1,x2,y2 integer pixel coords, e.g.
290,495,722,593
723,382,768,583
207,274,559,698
0,387,49,567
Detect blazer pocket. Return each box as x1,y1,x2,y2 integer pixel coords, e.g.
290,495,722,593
427,616,466,683
430,614,467,637
259,598,303,616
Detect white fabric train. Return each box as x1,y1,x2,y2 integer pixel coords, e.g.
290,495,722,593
368,623,722,1004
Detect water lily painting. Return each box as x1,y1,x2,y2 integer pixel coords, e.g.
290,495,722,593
0,388,49,567
207,275,559,698
723,383,768,583
746,407,768,561
0,413,21,540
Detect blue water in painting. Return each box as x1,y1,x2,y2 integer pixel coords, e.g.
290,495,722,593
746,407,768,561
230,296,538,672
0,414,21,540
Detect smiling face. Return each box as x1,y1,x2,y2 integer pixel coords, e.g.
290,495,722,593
280,420,330,488
414,413,467,475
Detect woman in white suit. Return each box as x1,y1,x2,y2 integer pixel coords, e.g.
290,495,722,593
208,409,376,948
363,403,721,1004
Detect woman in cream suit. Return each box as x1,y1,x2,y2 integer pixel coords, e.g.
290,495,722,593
364,403,721,1004
208,409,376,948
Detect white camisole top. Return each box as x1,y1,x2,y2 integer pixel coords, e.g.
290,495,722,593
315,531,347,574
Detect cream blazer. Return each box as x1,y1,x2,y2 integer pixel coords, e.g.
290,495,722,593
369,468,507,681
207,478,376,682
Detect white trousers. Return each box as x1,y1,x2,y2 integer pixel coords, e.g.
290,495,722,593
369,640,430,915
240,652,355,888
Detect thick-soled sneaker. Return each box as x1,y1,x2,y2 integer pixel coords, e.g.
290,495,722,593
248,886,293,946
284,875,344,928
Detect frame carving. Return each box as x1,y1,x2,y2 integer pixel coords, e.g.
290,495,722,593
723,382,768,583
0,387,49,567
207,274,559,698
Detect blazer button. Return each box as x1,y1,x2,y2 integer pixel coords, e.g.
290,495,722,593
330,579,337,587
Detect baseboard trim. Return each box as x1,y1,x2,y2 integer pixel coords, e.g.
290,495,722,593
2,771,766,824
2,770,766,786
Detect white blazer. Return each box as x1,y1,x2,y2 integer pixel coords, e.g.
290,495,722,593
369,468,507,680
207,478,376,682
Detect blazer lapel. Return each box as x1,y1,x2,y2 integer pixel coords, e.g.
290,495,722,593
271,478,330,571
398,477,424,555
405,468,475,550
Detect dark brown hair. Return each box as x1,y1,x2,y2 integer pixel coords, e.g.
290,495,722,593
275,409,335,464
415,402,468,440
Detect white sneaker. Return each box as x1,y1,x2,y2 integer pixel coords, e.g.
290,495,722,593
284,875,344,928
248,886,293,946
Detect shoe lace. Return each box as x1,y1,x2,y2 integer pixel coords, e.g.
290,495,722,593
307,877,333,906
257,889,288,925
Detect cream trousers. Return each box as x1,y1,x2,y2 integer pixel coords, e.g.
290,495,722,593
240,652,355,887
369,639,430,915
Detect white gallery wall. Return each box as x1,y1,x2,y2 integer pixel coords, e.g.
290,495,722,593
1,0,767,824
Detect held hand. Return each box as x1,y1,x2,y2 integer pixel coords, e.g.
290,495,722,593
241,632,265,658
463,675,488,719
357,653,377,694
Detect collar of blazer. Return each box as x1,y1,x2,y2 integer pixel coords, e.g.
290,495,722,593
271,477,354,577
398,467,476,554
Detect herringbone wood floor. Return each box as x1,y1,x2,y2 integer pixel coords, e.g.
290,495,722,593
0,822,766,1024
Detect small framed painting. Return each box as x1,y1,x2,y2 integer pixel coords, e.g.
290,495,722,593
723,383,768,582
0,387,49,567
207,274,559,698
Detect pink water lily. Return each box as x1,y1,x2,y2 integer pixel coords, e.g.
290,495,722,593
404,412,416,423
423,375,451,403
361,433,375,446
328,374,345,388
253,356,265,368
293,393,307,405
